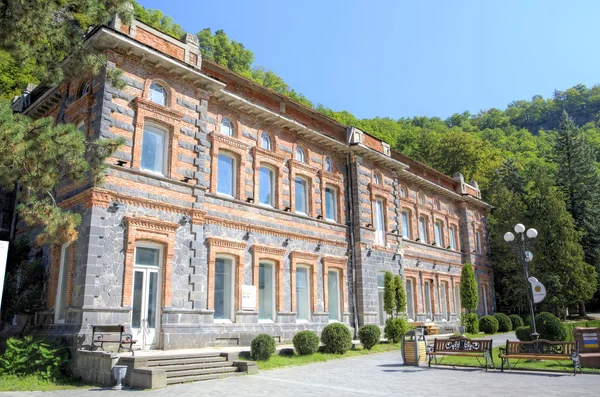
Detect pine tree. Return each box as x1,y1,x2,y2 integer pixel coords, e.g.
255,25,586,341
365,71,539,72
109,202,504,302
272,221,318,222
460,262,479,313
383,271,396,317
394,275,407,317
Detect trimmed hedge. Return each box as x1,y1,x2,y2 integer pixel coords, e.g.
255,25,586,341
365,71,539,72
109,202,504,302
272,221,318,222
509,314,524,330
535,312,566,341
461,313,479,334
292,331,320,356
384,318,409,344
250,334,276,361
321,323,352,354
515,326,532,341
494,313,513,332
358,324,381,350
479,315,499,334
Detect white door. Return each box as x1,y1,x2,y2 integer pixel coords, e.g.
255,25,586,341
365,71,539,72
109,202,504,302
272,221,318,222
131,246,161,349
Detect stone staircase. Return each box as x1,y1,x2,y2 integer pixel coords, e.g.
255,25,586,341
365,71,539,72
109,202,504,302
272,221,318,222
120,352,257,389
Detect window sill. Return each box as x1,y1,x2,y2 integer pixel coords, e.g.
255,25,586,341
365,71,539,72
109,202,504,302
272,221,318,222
108,164,202,189
213,319,233,324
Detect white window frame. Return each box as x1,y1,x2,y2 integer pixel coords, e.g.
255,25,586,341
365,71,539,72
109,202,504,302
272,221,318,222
424,280,433,321
476,231,483,254
296,265,311,322
435,220,443,246
258,261,276,322
131,242,163,331
325,157,333,173
327,268,341,322
449,225,457,250
149,82,167,106
481,284,488,316
217,153,236,198
419,216,428,244
406,278,415,320
454,284,461,314
54,243,71,324
400,186,407,198
374,198,385,245
374,173,381,185
261,132,272,151
220,117,234,137
418,193,425,205
258,166,275,207
402,209,411,239
295,177,308,215
77,121,85,133
325,186,337,222
140,124,169,176
377,272,387,326
295,146,306,162
214,255,235,323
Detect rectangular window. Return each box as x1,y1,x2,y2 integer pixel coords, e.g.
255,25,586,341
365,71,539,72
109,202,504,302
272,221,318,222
55,244,70,322
259,167,274,206
325,187,337,222
476,231,482,254
377,272,387,326
424,280,432,321
295,178,308,215
402,209,411,239
296,267,310,320
419,216,428,244
131,270,144,329
258,262,275,321
406,279,415,320
481,285,488,315
435,220,443,246
449,225,457,250
214,257,233,320
328,270,341,321
141,126,167,175
440,281,448,320
454,284,461,314
217,154,235,196
374,199,385,245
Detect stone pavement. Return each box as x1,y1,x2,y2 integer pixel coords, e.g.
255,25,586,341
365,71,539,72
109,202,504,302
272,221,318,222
2,350,597,397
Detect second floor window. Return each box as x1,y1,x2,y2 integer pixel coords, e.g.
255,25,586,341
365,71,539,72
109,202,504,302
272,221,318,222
217,154,235,196
261,133,272,151
325,157,333,173
402,209,411,238
449,225,457,250
476,231,483,253
295,177,308,215
325,187,337,222
259,166,274,206
419,216,428,244
295,146,306,162
141,125,167,175
435,220,443,246
374,199,385,245
221,118,233,137
149,82,167,106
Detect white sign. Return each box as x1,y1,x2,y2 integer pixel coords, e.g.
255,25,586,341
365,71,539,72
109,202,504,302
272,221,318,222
241,285,257,310
528,276,546,303
0,240,9,314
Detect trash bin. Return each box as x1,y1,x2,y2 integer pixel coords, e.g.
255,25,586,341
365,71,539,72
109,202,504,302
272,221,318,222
401,329,427,366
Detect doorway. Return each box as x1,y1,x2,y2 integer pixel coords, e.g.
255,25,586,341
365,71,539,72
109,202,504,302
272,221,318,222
131,244,162,349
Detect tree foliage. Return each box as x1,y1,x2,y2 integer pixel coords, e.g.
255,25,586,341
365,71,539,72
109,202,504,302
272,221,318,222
394,274,407,317
460,263,479,313
383,271,395,317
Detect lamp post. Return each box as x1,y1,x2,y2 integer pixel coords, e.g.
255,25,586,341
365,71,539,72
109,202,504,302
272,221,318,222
503,223,539,340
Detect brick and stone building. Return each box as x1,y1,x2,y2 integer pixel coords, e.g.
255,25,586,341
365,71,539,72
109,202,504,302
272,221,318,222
8,14,494,350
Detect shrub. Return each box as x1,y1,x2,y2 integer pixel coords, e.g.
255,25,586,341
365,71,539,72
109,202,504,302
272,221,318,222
384,318,409,343
460,313,479,334
321,323,352,354
292,331,320,356
479,315,499,334
358,324,381,350
494,313,513,332
515,326,532,341
535,312,566,341
250,334,276,361
509,314,524,330
0,336,69,380
523,315,532,326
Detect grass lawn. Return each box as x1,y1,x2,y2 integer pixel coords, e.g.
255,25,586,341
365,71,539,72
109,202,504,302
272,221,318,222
0,375,93,392
252,343,401,371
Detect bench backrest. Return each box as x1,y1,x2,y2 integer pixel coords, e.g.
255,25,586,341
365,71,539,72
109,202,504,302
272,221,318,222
505,339,576,355
574,328,600,353
434,338,492,353
92,324,126,333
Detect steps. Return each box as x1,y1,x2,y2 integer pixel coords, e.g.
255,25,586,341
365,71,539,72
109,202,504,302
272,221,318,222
121,352,257,389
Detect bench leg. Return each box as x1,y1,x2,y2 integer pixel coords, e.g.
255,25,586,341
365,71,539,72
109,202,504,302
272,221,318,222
428,354,432,367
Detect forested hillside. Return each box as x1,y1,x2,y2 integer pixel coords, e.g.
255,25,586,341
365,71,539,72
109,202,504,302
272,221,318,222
1,2,598,314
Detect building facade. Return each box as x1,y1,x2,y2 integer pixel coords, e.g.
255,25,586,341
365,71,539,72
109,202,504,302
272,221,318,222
10,15,494,350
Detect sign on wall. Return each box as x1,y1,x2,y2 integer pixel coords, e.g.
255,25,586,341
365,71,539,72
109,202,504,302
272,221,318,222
0,240,9,314
241,285,257,310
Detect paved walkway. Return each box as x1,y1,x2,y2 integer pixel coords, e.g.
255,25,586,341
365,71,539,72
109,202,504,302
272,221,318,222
2,349,597,397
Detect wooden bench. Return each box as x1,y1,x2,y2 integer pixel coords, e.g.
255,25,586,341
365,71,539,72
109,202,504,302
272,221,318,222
427,337,494,370
498,339,580,374
90,325,137,356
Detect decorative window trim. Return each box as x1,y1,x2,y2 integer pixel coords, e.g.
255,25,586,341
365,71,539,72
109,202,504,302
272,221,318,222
289,159,319,217
122,216,179,308
290,251,320,315
448,222,460,251
252,146,286,208
322,256,348,317
401,207,413,239
372,196,388,246
148,82,168,107
252,245,287,314
143,78,174,108
210,132,249,200
140,124,170,176
434,218,445,247
373,171,382,185
320,169,344,224
207,237,246,315
259,130,276,152
404,276,418,319
418,214,430,243
418,192,426,206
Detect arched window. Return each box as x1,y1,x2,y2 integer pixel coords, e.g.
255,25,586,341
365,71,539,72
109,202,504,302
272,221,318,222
325,157,334,173
374,173,381,185
434,199,440,211
149,82,167,106
78,81,90,98
295,146,306,163
418,193,425,206
400,186,407,198
220,117,234,137
261,132,272,151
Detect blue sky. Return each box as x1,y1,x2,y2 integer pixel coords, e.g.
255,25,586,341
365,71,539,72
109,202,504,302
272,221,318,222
139,0,599,120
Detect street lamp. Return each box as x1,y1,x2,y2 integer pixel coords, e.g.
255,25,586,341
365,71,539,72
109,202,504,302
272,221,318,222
504,223,539,340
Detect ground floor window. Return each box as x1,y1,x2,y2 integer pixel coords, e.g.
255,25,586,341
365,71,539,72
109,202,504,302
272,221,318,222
258,262,275,321
214,256,234,321
328,269,341,321
440,281,449,320
481,284,488,316
424,280,433,321
55,243,71,323
377,272,387,325
454,284,461,315
406,278,415,320
296,266,310,321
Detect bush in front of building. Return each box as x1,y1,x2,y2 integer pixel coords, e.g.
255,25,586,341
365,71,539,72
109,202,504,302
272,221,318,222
460,313,479,334
535,312,566,341
523,315,532,326
250,334,276,361
0,336,69,380
494,313,513,332
321,323,352,354
292,331,320,356
384,318,409,344
479,315,499,334
358,324,381,350
515,326,532,341
509,314,524,330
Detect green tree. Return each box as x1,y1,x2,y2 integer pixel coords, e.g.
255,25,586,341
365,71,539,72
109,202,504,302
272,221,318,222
460,262,479,313
0,100,123,245
132,2,185,38
383,271,396,317
394,274,407,317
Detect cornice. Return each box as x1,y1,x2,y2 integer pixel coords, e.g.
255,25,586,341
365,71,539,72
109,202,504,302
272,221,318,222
252,244,287,257
206,236,246,250
322,255,348,266
124,215,179,233
290,251,320,262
